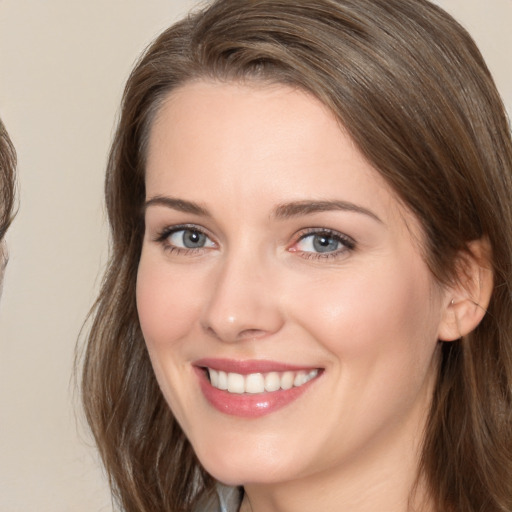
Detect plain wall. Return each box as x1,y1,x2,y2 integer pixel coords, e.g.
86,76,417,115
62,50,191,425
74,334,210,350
0,1,510,511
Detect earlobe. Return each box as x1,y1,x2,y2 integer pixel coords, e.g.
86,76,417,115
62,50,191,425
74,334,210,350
437,239,494,342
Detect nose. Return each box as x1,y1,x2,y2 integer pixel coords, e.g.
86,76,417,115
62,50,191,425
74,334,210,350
200,251,284,343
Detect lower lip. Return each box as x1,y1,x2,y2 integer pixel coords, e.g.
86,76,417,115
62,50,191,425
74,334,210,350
195,367,319,418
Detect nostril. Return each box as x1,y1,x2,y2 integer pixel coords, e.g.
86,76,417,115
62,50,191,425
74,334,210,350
200,289,285,342
237,328,267,340
202,322,273,343
203,325,220,340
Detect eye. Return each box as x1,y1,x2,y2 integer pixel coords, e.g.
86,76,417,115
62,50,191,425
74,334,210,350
169,229,214,249
155,225,216,253
290,229,355,258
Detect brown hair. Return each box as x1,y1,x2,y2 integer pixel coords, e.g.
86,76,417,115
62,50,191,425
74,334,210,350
81,1,512,510
0,118,16,242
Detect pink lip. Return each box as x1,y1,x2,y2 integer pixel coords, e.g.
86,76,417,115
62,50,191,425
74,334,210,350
193,359,322,418
194,358,317,374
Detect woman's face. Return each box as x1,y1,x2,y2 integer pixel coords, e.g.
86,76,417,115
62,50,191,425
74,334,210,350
137,81,450,487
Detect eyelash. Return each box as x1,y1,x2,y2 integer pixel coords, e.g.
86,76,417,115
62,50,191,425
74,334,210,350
154,224,216,256
290,228,356,260
153,225,356,260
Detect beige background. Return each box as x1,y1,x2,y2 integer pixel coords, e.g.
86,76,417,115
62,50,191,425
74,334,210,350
0,1,510,511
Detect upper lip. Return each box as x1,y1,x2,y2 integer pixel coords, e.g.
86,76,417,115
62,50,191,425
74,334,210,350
194,358,320,374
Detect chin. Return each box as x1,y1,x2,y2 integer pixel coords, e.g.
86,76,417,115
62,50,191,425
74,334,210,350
192,435,300,486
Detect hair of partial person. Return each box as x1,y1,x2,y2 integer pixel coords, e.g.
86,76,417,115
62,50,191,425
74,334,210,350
80,0,512,511
0,118,16,241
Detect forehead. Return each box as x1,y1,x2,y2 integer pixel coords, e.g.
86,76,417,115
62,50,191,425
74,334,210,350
148,81,369,185
148,80,342,163
145,80,417,236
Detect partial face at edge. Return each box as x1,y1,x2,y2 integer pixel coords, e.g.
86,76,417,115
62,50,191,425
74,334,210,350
136,81,451,486
0,240,7,295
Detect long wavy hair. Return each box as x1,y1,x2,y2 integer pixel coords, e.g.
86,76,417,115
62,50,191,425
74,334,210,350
0,118,16,242
81,1,512,510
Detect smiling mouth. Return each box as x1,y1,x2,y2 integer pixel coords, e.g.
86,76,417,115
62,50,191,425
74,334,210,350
205,368,320,394
195,360,323,417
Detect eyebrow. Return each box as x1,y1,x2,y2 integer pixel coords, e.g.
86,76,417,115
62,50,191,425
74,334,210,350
144,196,382,223
273,200,382,223
144,196,210,217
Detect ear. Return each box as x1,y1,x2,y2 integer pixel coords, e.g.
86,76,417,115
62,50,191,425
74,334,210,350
438,238,494,342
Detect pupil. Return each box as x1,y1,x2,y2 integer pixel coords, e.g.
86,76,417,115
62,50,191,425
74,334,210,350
183,230,205,248
313,234,338,253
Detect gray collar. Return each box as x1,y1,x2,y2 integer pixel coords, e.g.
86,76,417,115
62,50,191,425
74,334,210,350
193,483,242,512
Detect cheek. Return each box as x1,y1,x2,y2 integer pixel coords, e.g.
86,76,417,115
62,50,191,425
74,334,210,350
135,254,205,428
136,254,202,351
291,258,441,367
286,260,443,454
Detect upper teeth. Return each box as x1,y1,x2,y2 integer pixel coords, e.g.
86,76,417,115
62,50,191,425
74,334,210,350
208,368,319,394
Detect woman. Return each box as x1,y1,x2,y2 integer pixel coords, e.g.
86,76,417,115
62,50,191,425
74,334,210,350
81,0,512,511
0,118,16,279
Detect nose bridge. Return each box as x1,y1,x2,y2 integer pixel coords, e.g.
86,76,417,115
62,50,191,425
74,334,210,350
201,243,283,342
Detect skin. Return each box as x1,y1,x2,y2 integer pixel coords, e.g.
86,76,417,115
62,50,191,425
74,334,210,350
137,81,453,512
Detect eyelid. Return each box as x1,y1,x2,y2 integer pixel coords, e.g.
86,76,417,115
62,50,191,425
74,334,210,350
150,223,354,259
153,223,217,254
153,222,210,238
289,228,356,258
